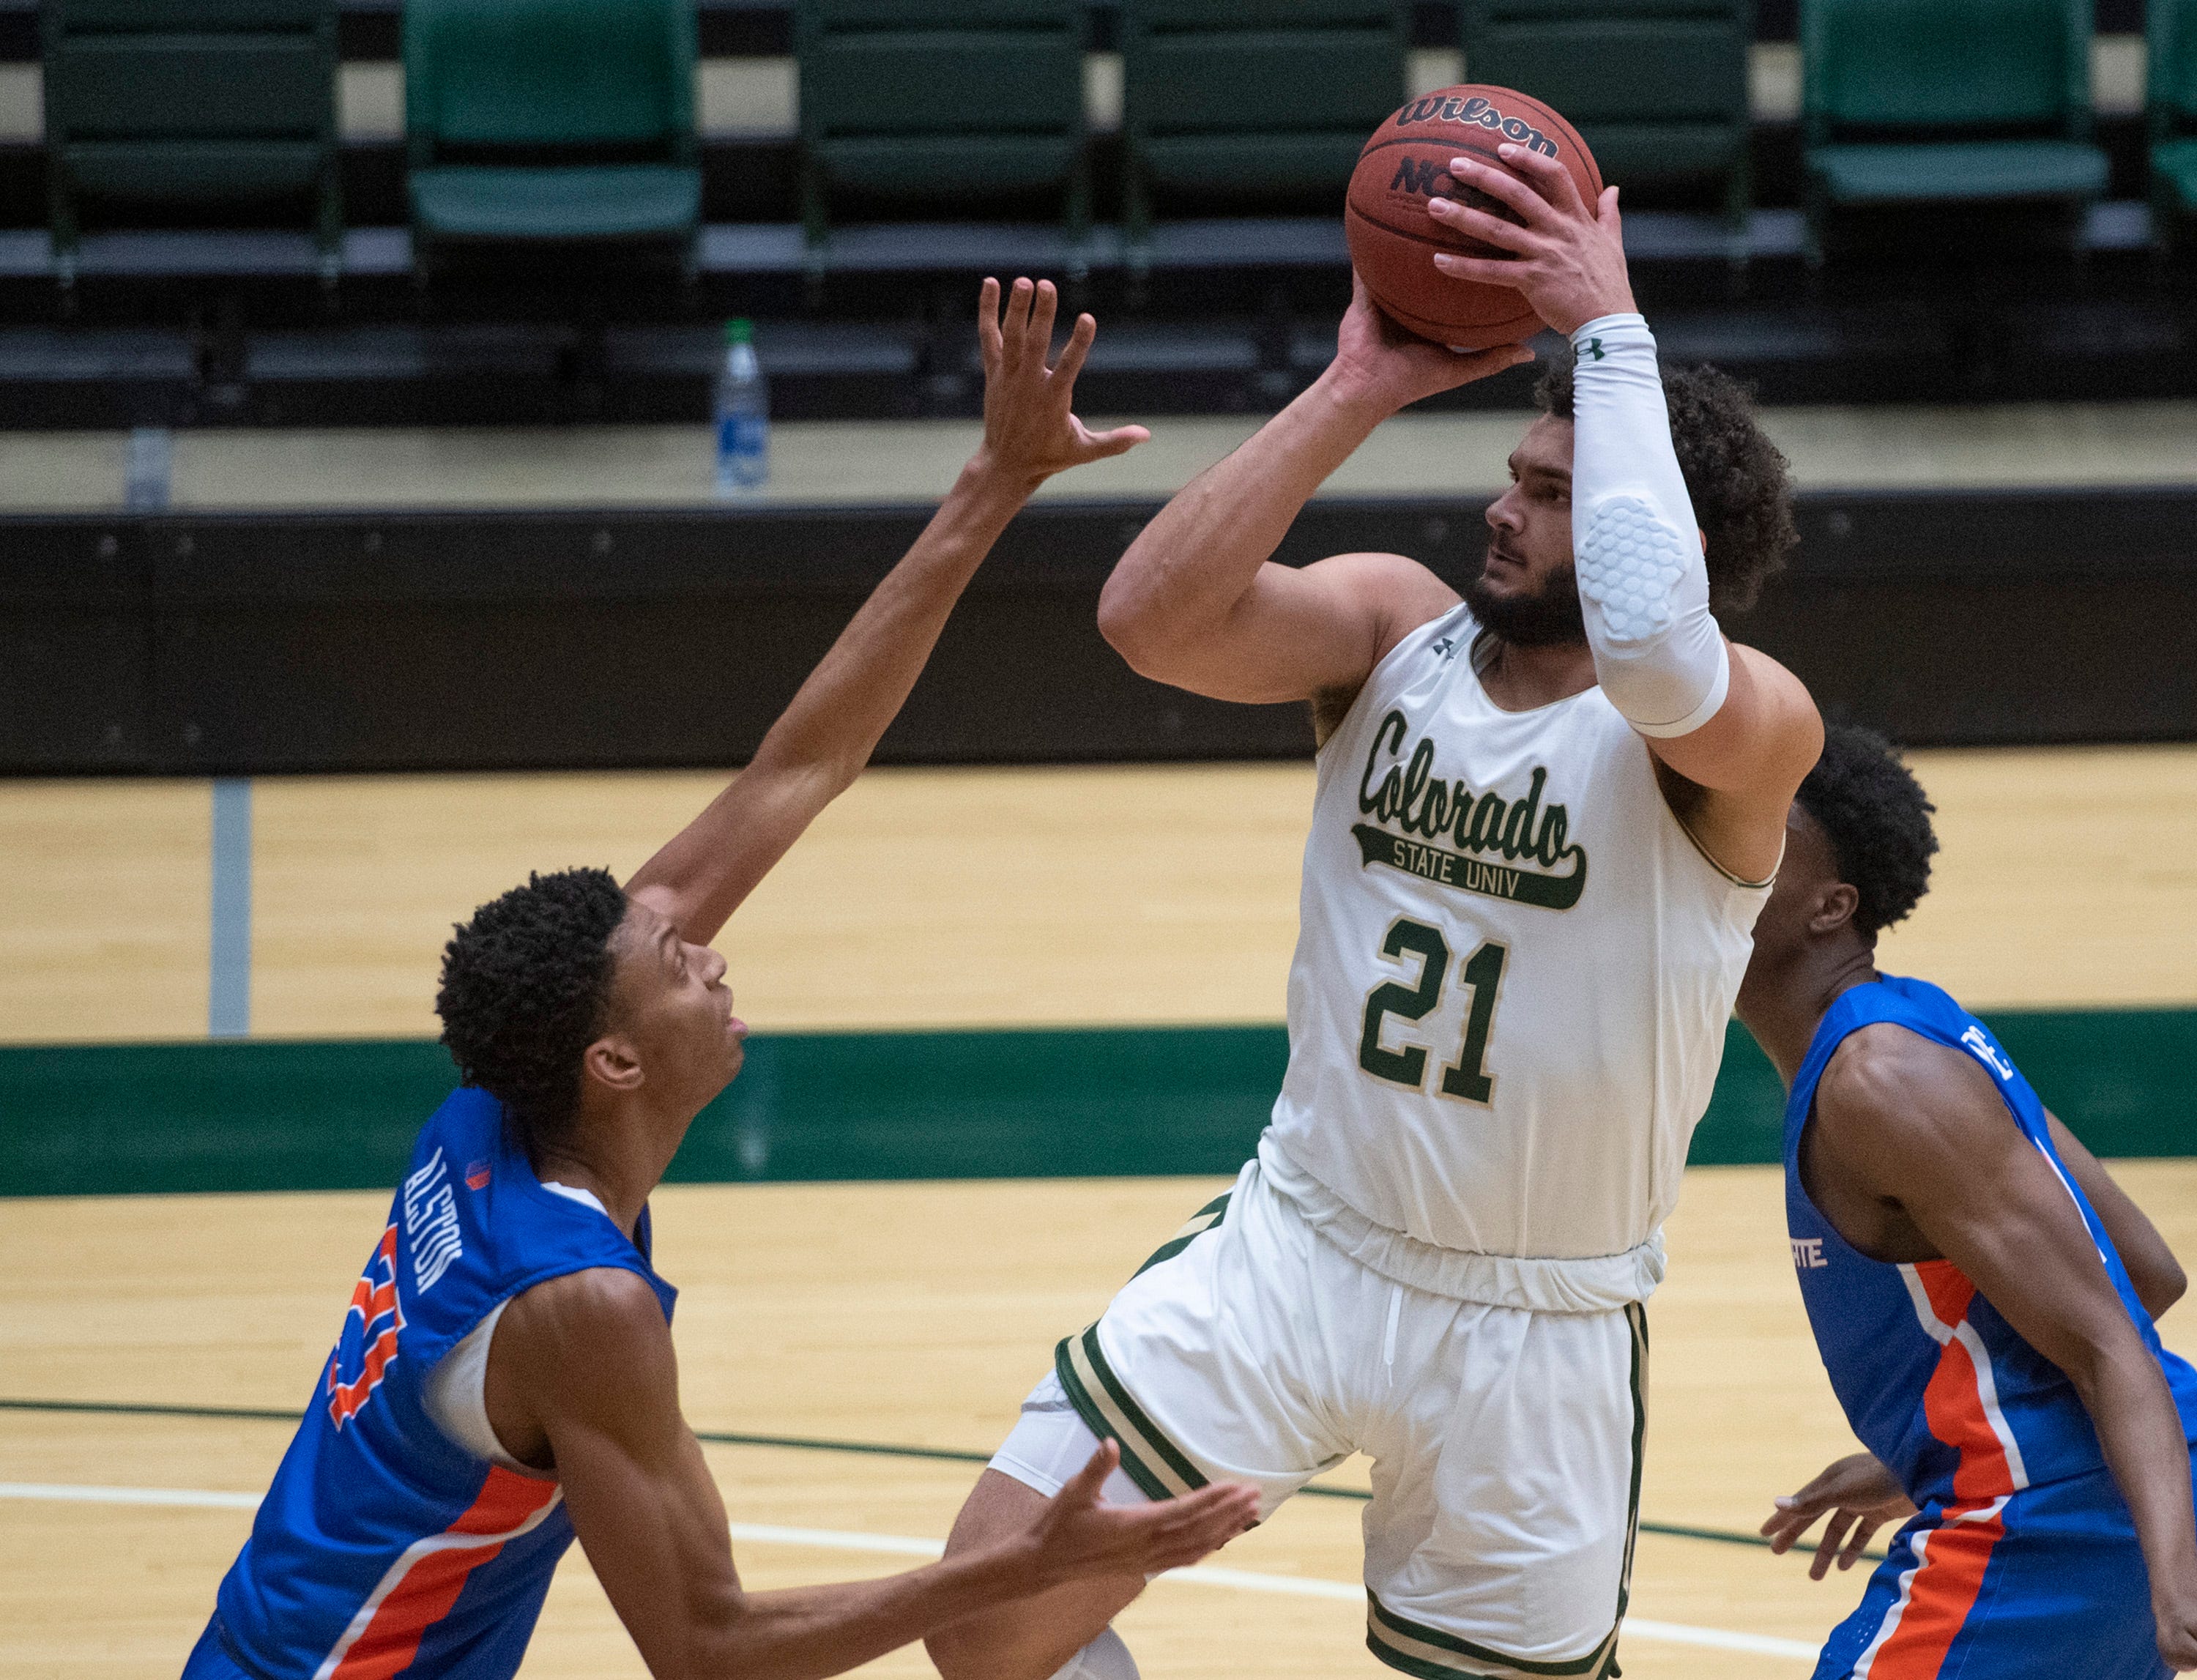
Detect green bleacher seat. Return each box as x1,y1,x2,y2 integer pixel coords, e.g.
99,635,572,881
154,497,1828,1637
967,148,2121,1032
2152,0,2197,252
40,0,342,288
404,0,699,275
1120,0,1410,261
1800,0,2108,265
1457,0,1752,241
796,0,1088,268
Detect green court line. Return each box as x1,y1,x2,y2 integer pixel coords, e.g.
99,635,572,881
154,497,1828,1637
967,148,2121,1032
3,1010,2190,1198
0,1397,1878,1558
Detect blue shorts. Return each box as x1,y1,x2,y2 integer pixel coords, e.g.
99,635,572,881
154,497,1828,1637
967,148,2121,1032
1814,1460,2179,1680
180,1614,258,1680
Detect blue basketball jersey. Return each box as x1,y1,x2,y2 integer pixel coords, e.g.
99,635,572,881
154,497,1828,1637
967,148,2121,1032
200,1085,677,1680
1784,975,2197,1509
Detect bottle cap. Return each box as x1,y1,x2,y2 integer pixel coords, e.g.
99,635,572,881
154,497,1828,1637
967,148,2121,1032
726,319,755,345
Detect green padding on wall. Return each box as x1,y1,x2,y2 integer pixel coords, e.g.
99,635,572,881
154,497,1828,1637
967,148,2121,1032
1692,1011,2197,1166
1,1012,2189,1197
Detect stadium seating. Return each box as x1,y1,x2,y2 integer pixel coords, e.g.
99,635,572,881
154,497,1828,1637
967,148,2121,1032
403,0,701,278
40,0,343,289
1119,0,1410,265
795,0,1089,270
1799,0,2110,265
1456,0,1753,242
2152,0,2197,253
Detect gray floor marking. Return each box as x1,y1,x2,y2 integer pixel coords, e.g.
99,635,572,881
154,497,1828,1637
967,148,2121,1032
209,778,251,1038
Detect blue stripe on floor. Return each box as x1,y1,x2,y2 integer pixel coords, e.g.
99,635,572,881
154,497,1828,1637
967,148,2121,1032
208,779,251,1039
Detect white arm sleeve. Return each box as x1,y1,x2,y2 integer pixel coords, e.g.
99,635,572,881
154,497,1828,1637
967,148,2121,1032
1567,312,1729,738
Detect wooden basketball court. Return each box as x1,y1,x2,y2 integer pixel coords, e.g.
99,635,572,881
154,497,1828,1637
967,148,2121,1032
4,746,2195,1679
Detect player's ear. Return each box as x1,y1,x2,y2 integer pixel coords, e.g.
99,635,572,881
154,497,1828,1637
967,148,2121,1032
581,1033,646,1095
1809,881,1861,937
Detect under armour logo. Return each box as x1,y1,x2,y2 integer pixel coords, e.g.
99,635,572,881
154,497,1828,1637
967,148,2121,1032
1581,338,1605,361
1432,638,1458,660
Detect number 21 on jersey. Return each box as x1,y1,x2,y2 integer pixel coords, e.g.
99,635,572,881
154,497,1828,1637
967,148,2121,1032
1358,917,1507,1104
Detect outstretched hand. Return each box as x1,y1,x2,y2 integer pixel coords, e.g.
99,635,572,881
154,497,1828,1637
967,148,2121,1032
1425,143,1635,338
975,277,1148,492
1017,1440,1260,1591
1761,1452,1917,1580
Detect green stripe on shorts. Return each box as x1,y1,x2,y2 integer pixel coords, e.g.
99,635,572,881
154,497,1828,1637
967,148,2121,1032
1366,1591,1618,1680
1053,1324,1210,1501
1617,1301,1647,1624
1129,1190,1231,1280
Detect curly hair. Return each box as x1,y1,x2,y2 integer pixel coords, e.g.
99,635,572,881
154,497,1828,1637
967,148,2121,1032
1535,349,1798,616
1794,725,1938,940
436,867,629,1150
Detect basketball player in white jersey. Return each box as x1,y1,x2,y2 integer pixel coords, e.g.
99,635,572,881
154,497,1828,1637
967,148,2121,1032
926,146,1826,1680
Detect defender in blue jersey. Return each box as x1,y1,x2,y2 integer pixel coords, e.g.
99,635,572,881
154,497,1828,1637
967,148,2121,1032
182,280,1259,1680
1733,725,2197,1679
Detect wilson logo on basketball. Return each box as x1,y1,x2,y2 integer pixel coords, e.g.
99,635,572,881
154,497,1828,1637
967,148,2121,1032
326,1224,404,1429
1391,94,1559,157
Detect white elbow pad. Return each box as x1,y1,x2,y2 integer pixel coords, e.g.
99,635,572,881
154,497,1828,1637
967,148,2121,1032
1569,315,1729,738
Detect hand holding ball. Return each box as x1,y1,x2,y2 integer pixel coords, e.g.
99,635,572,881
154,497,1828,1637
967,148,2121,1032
1345,86,1605,349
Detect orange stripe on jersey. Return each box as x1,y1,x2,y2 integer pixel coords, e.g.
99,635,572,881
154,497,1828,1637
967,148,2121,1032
1911,1262,2021,1503
1854,1503,2006,1679
1912,1260,1973,1328
324,1468,560,1680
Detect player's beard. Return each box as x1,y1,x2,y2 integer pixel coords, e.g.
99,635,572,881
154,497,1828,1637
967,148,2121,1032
1462,553,1588,647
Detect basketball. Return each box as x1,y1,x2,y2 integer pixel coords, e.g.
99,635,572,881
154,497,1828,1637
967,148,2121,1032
1345,84,1603,349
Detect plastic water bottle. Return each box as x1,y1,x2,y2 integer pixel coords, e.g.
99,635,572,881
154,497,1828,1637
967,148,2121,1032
124,426,172,511
713,319,767,494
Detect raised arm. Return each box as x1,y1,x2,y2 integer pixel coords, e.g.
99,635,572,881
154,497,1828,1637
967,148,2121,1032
1814,1030,2197,1670
486,1269,1260,1680
628,278,1147,945
1429,144,1821,877
1095,278,1528,706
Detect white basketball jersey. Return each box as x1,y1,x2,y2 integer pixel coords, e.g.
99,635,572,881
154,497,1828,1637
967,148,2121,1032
1263,601,1770,1265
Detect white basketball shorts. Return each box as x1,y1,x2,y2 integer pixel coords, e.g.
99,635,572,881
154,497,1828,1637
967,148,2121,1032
990,1156,1648,1680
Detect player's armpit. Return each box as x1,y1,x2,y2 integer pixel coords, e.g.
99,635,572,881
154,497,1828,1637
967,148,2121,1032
1100,549,1460,706
2045,1110,2188,1322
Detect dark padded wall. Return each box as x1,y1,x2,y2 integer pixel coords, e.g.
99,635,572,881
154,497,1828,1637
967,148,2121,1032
3,487,2193,776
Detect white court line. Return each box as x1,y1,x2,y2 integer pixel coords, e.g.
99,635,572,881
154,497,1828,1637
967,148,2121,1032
0,1482,1821,1662
1,1480,262,1509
